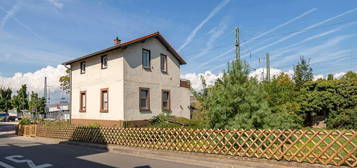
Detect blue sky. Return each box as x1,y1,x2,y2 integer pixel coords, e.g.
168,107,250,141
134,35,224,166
0,0,356,77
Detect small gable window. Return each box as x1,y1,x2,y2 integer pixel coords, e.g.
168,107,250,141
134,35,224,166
160,54,167,73
101,55,108,69
142,49,151,69
80,61,86,74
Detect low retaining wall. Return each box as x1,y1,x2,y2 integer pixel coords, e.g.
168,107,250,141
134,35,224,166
17,125,357,167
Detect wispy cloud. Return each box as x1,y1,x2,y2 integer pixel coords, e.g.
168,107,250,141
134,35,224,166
195,8,317,71
0,3,20,29
189,22,227,60
178,0,230,52
48,0,64,9
272,20,357,58
0,4,42,39
275,33,357,65
242,8,357,58
242,8,317,46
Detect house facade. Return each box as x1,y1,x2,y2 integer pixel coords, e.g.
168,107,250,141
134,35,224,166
63,32,191,127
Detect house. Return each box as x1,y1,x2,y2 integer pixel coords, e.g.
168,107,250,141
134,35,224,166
63,32,191,127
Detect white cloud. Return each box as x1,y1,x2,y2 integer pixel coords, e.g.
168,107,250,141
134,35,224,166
48,0,64,9
0,65,67,103
181,71,223,91
178,0,230,51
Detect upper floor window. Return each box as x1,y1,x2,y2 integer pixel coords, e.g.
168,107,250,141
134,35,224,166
100,88,108,112
162,90,170,111
80,61,86,74
160,54,167,73
142,49,151,69
79,91,86,112
139,88,150,111
101,55,108,69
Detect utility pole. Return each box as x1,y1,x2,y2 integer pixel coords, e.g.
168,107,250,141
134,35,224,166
235,27,240,60
265,53,271,81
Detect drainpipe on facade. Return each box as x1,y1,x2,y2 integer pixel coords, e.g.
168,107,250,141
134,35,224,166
64,65,72,125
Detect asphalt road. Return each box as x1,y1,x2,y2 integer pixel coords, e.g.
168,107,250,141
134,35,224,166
0,137,205,168
0,123,317,168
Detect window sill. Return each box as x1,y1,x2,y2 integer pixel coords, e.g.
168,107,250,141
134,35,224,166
79,110,86,113
140,109,151,113
100,109,108,113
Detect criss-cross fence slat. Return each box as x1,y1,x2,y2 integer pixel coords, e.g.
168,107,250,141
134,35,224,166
19,125,357,167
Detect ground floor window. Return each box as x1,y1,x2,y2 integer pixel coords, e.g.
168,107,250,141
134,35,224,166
139,88,150,111
100,88,108,112
162,90,170,112
80,91,86,112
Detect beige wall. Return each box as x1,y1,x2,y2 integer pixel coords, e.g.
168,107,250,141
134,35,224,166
123,38,191,120
70,37,191,122
71,50,125,121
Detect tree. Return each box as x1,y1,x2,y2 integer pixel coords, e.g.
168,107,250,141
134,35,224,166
12,85,29,112
59,69,71,94
293,56,313,88
199,60,272,129
297,77,357,128
327,74,334,80
0,88,13,113
28,92,46,116
262,73,303,129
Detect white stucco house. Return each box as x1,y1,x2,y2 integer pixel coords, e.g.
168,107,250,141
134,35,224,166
63,32,191,127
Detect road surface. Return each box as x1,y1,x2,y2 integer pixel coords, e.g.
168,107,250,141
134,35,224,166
0,122,321,168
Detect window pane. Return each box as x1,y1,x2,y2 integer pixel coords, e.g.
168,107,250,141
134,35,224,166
142,50,150,67
140,99,146,108
102,91,108,110
102,56,108,68
140,90,147,98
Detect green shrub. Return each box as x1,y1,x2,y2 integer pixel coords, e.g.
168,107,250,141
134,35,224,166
86,123,101,128
149,114,207,129
19,118,32,125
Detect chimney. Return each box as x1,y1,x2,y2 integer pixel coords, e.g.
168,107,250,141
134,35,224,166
114,37,121,45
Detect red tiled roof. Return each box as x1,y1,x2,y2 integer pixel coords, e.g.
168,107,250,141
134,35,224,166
63,32,186,65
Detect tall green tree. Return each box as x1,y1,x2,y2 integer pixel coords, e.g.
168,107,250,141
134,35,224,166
12,85,29,112
199,60,272,129
293,56,313,88
0,88,13,113
59,69,71,93
28,92,46,115
262,73,303,129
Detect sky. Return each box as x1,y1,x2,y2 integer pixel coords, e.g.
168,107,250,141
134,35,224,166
0,0,357,102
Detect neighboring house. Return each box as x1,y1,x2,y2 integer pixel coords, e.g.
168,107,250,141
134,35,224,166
63,32,191,127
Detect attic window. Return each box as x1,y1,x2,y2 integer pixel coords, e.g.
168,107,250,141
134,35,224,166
80,61,86,74
101,55,108,69
142,49,151,69
161,54,167,73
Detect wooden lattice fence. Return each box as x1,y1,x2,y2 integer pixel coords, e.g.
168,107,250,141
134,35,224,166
20,125,357,167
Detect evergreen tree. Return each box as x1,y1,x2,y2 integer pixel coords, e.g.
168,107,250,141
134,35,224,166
199,60,272,129
293,56,313,88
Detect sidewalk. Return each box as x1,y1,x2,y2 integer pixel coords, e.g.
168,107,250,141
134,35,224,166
17,136,342,168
